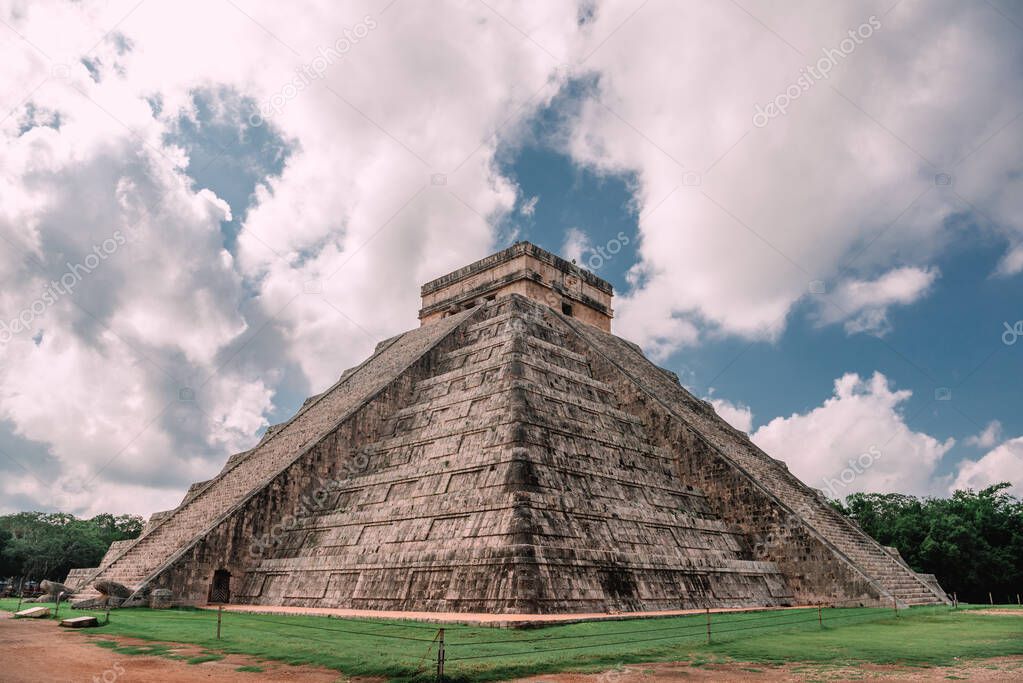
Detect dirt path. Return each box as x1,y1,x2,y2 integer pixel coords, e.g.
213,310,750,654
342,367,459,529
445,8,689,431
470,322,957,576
502,657,1023,682
974,609,1023,617
0,612,349,683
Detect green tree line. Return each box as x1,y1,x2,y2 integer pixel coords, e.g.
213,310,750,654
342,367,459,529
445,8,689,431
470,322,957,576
1,486,1019,603
834,483,1023,604
0,511,142,581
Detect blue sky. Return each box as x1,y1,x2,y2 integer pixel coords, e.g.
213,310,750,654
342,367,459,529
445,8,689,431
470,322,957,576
497,92,1022,487
176,78,1022,496
1,0,1020,515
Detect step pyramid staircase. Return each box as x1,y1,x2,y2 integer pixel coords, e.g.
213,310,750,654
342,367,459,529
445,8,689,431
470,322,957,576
236,298,793,612
67,308,479,607
566,315,948,607
69,243,947,612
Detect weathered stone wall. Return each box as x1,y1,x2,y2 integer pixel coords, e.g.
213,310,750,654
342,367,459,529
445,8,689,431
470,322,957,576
70,308,479,604
196,297,793,613
563,310,946,606
75,289,946,613
625,397,881,605
149,310,483,605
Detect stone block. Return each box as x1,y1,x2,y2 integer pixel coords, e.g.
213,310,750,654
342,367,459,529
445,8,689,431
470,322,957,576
66,246,948,614
150,589,174,609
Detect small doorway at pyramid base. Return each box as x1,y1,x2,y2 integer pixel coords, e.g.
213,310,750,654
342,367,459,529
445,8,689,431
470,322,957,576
208,569,231,604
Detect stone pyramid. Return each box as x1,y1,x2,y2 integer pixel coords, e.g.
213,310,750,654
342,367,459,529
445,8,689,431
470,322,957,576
69,243,948,612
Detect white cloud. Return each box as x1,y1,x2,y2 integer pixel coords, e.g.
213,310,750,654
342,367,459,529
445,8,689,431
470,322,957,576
817,266,939,336
752,372,955,497
952,437,1023,496
520,195,539,217
0,51,273,515
223,1,582,386
561,0,1023,356
0,0,1019,518
996,245,1023,277
561,227,592,264
0,0,583,515
709,397,753,433
965,420,1003,449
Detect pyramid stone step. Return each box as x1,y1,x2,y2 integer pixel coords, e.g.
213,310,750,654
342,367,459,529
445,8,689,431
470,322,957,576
77,308,480,595
70,243,949,613
563,307,948,606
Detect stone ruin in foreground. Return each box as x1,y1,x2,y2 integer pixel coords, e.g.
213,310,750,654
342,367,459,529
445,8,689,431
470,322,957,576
68,242,948,612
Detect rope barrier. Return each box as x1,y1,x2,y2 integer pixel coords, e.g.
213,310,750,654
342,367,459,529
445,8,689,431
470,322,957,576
225,617,431,674
816,610,892,624
221,610,437,642
448,607,903,661
693,608,817,626
411,630,441,677
447,626,711,662
450,619,709,647
80,601,943,673
706,614,823,636
445,607,850,648
93,613,219,622
206,607,476,632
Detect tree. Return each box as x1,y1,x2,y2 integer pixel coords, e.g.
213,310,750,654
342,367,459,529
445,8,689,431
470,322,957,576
0,526,16,576
835,484,1023,603
0,511,144,581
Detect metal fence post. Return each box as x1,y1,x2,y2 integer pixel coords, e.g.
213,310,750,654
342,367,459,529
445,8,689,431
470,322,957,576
217,605,223,640
818,603,823,628
705,608,711,644
436,628,445,681
893,595,898,618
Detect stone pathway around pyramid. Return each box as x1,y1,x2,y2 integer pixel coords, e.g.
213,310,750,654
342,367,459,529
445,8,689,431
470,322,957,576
215,602,819,627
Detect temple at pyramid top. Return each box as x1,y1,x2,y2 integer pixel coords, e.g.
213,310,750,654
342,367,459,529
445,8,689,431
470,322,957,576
419,241,614,331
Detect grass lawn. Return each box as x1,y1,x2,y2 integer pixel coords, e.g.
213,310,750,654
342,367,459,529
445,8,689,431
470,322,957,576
3,599,1021,681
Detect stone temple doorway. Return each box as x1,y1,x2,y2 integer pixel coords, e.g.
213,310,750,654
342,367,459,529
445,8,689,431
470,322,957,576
208,569,231,604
